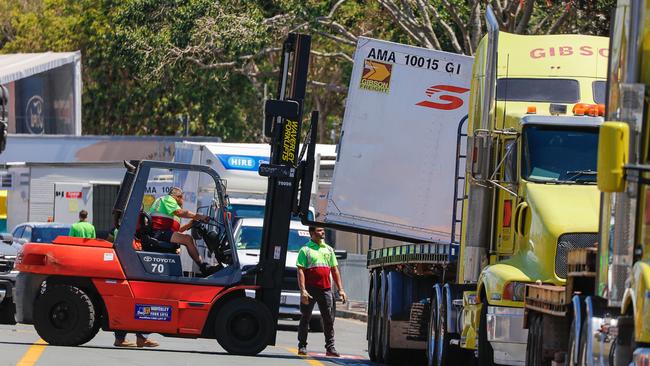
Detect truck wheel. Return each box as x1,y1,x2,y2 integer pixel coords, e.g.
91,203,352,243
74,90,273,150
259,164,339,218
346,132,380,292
437,292,466,364
375,270,386,363
578,318,589,366
33,284,98,346
309,318,323,332
526,313,542,366
426,292,438,366
367,272,377,361
214,297,273,355
381,270,396,363
567,317,579,366
613,316,634,366
477,297,495,366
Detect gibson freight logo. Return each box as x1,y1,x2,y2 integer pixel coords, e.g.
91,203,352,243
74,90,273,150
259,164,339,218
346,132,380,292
416,85,469,110
360,59,392,93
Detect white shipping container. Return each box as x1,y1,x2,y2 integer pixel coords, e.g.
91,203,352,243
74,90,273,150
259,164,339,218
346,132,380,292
324,37,474,243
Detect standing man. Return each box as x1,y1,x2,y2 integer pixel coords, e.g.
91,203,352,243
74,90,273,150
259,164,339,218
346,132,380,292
296,226,347,357
68,210,96,239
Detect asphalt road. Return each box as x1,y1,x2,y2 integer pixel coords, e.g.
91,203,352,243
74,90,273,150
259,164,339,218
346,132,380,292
0,319,375,366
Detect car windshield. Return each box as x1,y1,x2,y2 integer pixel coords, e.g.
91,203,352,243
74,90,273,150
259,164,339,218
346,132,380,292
32,227,70,243
228,204,314,222
522,125,599,184
235,226,310,251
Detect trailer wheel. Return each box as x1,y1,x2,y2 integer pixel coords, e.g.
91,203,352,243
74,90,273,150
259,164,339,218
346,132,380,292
477,296,495,366
567,317,579,366
426,294,437,366
613,316,634,366
367,272,378,361
214,297,273,355
33,284,98,346
578,318,589,366
375,270,386,363
381,270,397,364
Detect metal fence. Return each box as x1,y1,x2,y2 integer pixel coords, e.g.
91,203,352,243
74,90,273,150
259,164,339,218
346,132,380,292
338,254,369,304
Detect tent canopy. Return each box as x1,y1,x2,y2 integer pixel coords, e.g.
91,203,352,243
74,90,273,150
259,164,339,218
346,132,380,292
0,52,81,85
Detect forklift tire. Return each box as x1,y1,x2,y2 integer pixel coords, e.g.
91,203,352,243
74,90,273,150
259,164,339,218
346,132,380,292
214,297,273,356
33,284,99,346
477,297,495,366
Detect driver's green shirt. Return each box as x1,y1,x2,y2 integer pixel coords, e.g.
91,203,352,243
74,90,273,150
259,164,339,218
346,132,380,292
69,221,96,239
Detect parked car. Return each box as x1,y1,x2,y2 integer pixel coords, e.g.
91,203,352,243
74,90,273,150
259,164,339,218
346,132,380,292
234,218,326,331
0,233,17,324
11,222,72,246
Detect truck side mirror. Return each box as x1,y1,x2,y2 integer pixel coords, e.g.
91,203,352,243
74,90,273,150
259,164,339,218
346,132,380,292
597,122,629,192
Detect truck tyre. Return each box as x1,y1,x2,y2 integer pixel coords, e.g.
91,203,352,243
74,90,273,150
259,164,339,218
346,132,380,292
578,318,589,366
367,272,378,361
375,270,386,363
437,292,466,365
426,292,438,366
33,284,98,346
613,316,634,366
478,297,495,366
381,270,396,364
214,297,273,355
526,312,542,366
567,317,579,366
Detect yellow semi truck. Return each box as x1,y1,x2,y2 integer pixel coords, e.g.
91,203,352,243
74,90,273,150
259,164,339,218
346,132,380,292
322,6,608,366
452,12,607,366
523,0,650,365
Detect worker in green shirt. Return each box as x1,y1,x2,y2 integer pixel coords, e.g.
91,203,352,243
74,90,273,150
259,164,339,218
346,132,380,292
69,210,96,239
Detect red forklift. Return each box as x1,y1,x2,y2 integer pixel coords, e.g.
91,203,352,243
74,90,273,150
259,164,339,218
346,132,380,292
12,33,319,355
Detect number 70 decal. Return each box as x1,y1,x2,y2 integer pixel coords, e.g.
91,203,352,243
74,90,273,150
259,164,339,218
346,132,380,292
416,85,470,111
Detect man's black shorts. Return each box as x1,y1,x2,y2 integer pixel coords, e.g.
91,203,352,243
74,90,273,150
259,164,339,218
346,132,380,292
151,230,176,249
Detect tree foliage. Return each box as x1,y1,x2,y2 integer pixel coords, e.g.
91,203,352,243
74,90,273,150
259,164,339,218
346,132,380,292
0,0,614,142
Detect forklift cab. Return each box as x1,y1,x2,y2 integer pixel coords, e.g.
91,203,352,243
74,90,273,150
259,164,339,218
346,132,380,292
113,160,241,286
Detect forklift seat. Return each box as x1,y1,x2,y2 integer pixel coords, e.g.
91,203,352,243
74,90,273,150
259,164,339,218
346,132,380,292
135,212,180,254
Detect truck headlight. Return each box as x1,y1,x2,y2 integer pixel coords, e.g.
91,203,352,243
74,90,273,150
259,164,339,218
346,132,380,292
503,282,527,302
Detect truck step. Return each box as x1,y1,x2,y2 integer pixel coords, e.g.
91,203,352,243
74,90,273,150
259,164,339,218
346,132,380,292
524,284,568,316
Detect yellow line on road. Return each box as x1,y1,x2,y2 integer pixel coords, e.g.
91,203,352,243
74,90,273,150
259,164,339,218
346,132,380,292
16,339,47,366
286,347,325,366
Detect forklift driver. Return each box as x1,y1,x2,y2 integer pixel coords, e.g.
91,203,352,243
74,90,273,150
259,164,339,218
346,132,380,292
149,187,211,273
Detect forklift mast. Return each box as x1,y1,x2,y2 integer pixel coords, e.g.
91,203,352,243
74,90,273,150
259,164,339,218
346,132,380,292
257,33,312,344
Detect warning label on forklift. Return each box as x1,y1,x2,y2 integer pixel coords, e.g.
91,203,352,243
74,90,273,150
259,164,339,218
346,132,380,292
134,304,172,321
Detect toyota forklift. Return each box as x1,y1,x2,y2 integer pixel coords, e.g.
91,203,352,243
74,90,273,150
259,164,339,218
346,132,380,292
12,33,319,355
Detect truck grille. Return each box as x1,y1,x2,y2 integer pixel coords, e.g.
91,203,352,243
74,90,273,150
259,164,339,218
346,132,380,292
555,233,598,278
